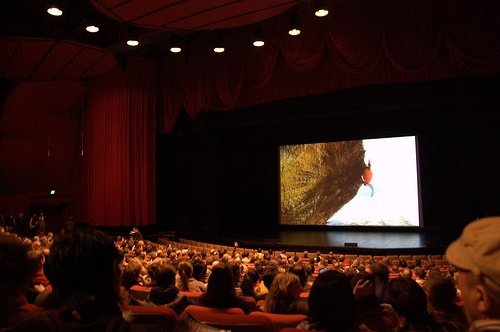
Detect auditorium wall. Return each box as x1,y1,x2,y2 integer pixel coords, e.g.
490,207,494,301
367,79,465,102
157,75,499,240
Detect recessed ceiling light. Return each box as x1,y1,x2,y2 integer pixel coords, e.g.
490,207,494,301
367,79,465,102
127,40,139,47
213,47,225,53
47,7,63,16
315,9,329,17
86,25,99,33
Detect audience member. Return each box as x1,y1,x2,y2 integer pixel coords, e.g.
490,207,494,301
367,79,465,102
176,260,207,292
427,276,468,329
384,277,464,331
256,264,279,299
240,275,258,300
146,262,189,315
414,266,427,287
42,225,160,330
122,257,144,291
351,271,400,331
445,216,500,331
0,233,55,331
299,269,368,331
262,271,308,314
192,259,208,283
371,262,390,303
228,260,243,294
43,226,131,329
401,267,413,280
26,249,51,300
290,263,310,291
199,263,249,313
244,268,261,298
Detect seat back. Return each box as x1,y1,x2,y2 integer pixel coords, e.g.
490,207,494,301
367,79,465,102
184,304,244,315
173,312,224,332
124,305,178,332
412,255,427,261
129,285,152,301
250,311,307,330
180,291,203,304
20,302,45,312
182,309,275,332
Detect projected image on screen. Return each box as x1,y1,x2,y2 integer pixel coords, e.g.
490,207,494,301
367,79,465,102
280,136,421,227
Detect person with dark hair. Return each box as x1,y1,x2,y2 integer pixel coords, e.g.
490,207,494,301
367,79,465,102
0,233,55,331
240,276,258,300
246,268,260,289
260,264,279,295
227,260,243,294
350,271,400,331
147,263,179,305
41,226,166,331
299,269,367,331
192,260,208,283
241,267,261,301
146,262,189,315
384,277,464,331
43,227,121,319
290,263,309,291
427,276,468,329
414,266,427,287
371,262,390,303
199,263,249,313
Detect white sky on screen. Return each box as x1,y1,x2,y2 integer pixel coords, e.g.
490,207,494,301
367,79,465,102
328,136,420,226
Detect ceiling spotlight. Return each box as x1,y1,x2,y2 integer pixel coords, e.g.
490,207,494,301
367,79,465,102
315,8,328,17
86,25,99,33
47,6,63,16
213,31,225,53
127,39,139,47
314,0,329,17
170,35,182,53
253,28,265,47
170,46,182,53
288,13,301,36
126,26,139,47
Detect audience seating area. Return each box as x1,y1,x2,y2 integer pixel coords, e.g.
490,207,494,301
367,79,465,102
164,238,450,268
1,226,462,332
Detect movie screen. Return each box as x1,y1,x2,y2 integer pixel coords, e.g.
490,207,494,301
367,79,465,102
279,136,421,227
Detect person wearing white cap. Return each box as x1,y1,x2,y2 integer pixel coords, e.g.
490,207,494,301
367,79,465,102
445,216,500,331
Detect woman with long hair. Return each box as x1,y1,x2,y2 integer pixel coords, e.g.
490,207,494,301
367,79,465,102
262,272,308,314
199,263,249,313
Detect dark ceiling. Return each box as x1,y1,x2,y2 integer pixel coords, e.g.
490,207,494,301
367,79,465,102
0,0,302,80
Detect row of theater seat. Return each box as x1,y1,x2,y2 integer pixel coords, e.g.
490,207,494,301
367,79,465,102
162,238,449,266
143,304,306,332
22,301,305,332
129,286,310,308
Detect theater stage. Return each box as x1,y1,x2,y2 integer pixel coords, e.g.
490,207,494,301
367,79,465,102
192,227,452,256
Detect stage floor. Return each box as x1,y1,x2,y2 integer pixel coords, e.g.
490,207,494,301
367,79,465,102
217,228,450,255
279,231,427,249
